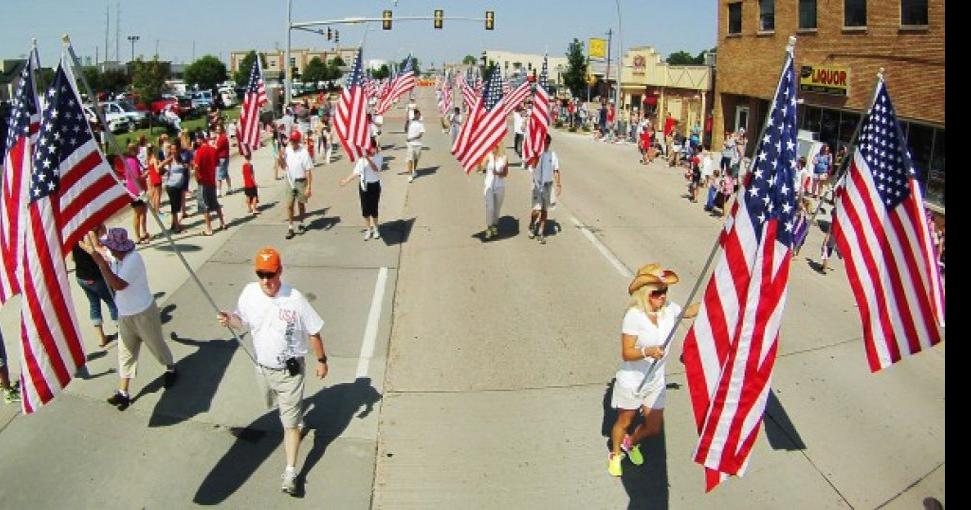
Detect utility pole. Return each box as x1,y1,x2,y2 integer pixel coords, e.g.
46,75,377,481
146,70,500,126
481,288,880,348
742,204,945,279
115,2,120,64
127,35,140,63
192,40,196,61
104,1,109,63
605,29,612,103
155,39,159,59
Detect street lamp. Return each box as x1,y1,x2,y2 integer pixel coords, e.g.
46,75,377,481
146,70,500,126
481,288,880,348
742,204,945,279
127,34,140,63
614,0,622,111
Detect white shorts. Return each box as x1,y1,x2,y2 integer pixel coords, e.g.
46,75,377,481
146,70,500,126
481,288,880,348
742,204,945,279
611,379,666,410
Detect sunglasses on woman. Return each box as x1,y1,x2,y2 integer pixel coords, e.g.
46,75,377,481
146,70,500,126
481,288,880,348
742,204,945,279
649,287,668,298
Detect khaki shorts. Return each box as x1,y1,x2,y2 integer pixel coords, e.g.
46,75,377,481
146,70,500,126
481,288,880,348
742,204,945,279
406,144,422,164
286,179,308,207
256,360,305,429
610,379,666,411
531,182,553,211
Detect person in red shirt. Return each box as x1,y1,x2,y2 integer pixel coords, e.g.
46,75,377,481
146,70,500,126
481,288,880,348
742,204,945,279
192,137,226,235
639,128,652,165
241,153,259,215
213,125,232,197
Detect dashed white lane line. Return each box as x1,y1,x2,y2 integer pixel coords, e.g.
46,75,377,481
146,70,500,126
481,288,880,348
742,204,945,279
570,216,633,279
356,267,389,378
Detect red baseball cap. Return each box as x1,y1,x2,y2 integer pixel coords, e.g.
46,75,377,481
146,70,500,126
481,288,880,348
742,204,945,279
289,131,302,142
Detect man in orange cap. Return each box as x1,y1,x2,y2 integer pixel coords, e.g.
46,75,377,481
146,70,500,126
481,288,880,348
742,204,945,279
277,131,314,239
218,247,329,495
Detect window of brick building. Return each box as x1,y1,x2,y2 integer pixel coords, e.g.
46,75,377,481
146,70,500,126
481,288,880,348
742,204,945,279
728,2,743,35
759,0,775,32
799,0,817,30
844,0,867,28
901,0,929,26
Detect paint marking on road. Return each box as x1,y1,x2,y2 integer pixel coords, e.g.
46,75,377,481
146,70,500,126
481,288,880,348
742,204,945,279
356,267,389,378
570,216,633,279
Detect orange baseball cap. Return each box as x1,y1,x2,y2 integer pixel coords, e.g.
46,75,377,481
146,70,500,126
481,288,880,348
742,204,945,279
254,247,282,273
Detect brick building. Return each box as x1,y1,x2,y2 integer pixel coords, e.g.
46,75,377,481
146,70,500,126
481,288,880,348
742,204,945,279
712,0,945,210
229,47,360,81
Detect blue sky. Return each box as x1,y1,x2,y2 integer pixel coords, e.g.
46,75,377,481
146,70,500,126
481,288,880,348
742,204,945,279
2,0,716,68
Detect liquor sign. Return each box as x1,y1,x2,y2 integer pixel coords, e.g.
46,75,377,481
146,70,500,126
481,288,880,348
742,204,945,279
799,65,850,96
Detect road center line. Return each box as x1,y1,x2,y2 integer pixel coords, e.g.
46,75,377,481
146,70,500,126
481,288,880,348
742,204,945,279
356,267,389,378
570,216,633,279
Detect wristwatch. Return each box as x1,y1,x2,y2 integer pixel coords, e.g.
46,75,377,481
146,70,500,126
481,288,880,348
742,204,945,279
318,355,328,364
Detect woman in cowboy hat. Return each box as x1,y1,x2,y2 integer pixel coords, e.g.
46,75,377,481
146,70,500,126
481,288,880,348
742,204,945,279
607,263,700,477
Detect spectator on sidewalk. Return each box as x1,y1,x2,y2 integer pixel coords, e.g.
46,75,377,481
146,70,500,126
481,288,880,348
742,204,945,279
193,136,226,236
123,143,151,244
159,140,188,233
242,152,259,216
217,247,329,495
73,225,118,348
214,125,232,197
89,228,178,411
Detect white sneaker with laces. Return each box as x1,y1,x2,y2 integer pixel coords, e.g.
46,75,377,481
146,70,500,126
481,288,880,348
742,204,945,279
371,227,380,239
363,229,372,240
281,468,298,494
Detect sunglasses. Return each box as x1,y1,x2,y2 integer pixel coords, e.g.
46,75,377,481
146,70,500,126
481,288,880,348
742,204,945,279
649,287,669,298
255,270,278,280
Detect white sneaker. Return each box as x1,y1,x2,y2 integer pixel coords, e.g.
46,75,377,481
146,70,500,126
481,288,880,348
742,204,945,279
371,227,380,239
363,229,372,240
408,175,415,183
281,468,298,494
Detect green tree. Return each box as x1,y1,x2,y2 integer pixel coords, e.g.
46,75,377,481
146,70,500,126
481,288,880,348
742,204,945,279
462,55,476,65
184,55,227,92
99,68,131,94
130,58,170,131
330,56,346,68
326,57,344,80
667,50,707,65
233,51,268,87
372,64,390,80
563,38,587,99
303,56,328,84
81,67,102,94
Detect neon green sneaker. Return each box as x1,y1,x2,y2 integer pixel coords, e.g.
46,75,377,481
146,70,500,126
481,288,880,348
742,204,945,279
608,452,624,477
622,434,644,466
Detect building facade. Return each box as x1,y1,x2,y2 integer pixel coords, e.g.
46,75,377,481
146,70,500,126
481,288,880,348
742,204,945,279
712,0,944,210
230,47,360,80
481,50,569,86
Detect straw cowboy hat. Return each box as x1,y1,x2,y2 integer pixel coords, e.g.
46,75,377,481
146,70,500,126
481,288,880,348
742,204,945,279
628,263,680,295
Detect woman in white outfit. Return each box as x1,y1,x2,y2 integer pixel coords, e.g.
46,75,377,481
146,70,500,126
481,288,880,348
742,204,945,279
607,263,699,477
483,143,508,240
339,140,384,240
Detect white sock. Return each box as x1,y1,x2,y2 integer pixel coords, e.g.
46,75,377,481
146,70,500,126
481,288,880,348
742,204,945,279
285,465,296,472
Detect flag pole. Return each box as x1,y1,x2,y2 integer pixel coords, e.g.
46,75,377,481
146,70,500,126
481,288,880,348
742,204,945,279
61,34,259,365
806,67,884,228
637,36,798,393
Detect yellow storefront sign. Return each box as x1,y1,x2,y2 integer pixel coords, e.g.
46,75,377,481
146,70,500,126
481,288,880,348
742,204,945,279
799,65,850,96
589,38,607,60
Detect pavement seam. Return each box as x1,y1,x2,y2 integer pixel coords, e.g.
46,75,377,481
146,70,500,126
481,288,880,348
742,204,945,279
873,462,944,509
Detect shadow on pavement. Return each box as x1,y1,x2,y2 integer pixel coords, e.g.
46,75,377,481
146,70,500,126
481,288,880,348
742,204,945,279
305,215,341,232
377,218,415,247
416,166,439,178
192,377,382,504
763,391,807,450
144,331,238,427
537,219,562,238
471,216,520,243
154,243,203,253
601,379,671,510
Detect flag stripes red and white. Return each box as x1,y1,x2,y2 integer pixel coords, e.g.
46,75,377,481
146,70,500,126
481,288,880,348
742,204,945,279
502,81,532,117
522,56,551,165
682,48,798,491
831,81,944,372
17,55,129,414
376,59,415,115
461,75,477,113
0,49,40,305
455,70,508,174
438,77,452,116
238,55,267,154
335,49,372,162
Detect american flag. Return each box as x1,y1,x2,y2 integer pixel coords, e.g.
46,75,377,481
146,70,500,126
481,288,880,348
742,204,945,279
454,68,507,174
438,71,453,116
521,56,551,164
502,79,532,117
831,79,945,372
335,49,372,162
238,54,267,155
682,47,798,491
376,57,416,115
1,49,40,305
363,71,378,101
461,72,477,114
18,57,130,413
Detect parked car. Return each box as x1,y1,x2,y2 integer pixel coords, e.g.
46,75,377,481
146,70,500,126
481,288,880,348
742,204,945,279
190,90,214,110
82,104,133,133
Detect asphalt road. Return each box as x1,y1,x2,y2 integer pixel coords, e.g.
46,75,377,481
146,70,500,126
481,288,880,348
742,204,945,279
0,88,944,509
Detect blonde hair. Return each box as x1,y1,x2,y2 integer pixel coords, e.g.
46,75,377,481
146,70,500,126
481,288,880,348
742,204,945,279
626,284,668,317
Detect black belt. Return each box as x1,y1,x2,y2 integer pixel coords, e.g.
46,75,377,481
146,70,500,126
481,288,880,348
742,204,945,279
293,178,307,182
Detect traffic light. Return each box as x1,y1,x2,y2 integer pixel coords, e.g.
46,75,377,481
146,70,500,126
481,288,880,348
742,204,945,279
382,10,392,30
434,9,443,29
334,30,340,44
327,28,332,40
485,11,494,30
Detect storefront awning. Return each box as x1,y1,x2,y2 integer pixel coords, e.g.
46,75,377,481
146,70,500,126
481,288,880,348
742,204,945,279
642,95,657,106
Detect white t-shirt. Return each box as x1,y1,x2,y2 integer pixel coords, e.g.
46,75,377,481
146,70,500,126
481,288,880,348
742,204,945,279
513,112,525,135
700,153,714,179
353,154,383,186
532,150,559,187
284,145,313,181
111,250,154,317
614,303,682,390
407,102,417,120
235,282,324,369
406,120,425,147
483,153,507,193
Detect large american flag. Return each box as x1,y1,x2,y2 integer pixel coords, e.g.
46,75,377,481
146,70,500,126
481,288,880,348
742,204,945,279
18,57,130,413
831,80,945,372
453,68,507,174
376,58,415,115
522,56,551,165
1,49,40,305
335,49,372,162
238,54,267,155
682,47,798,491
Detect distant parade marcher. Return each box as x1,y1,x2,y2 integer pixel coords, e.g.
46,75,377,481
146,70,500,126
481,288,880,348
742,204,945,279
527,134,561,245
513,107,525,159
406,109,425,183
279,131,314,239
607,264,699,477
448,106,462,145
482,142,509,240
217,247,329,495
339,139,385,240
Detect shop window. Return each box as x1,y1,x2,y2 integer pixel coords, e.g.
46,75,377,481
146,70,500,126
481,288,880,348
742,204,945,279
901,0,928,26
799,0,818,29
844,0,867,27
837,111,860,150
819,109,839,150
926,128,944,207
800,106,821,134
759,0,775,31
728,3,743,34
907,122,934,183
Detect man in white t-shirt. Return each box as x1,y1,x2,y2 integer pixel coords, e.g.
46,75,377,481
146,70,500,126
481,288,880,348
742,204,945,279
404,99,417,132
527,134,562,245
512,107,525,160
405,110,425,183
218,247,328,495
90,228,177,411
277,131,314,239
